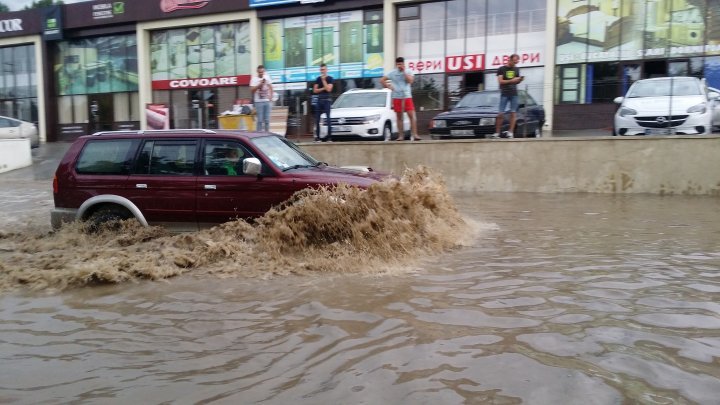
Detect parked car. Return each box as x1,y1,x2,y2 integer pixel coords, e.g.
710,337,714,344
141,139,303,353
51,129,387,232
613,76,718,136
429,90,545,139
0,116,39,148
710,87,720,132
319,88,410,141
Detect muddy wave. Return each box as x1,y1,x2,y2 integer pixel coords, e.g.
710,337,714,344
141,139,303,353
0,167,474,292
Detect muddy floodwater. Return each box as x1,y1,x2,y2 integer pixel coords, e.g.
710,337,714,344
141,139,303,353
1,173,720,403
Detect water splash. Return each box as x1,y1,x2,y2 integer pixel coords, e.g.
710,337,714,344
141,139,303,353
0,167,474,292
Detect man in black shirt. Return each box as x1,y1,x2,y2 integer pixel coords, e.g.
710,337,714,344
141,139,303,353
492,54,524,139
313,63,335,142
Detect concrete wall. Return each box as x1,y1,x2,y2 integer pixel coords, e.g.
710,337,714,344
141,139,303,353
303,136,720,195
0,139,32,174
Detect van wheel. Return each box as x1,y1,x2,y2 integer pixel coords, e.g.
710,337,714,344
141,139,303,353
382,122,392,141
87,206,132,233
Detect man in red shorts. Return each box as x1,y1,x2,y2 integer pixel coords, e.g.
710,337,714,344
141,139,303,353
380,57,421,141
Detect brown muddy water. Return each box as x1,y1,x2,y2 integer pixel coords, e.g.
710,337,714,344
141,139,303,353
1,170,720,404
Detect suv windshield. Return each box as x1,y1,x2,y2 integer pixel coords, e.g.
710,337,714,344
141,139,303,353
251,135,319,170
628,79,701,97
455,92,500,108
333,92,387,108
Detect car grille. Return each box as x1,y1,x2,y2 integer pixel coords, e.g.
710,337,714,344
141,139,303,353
634,115,688,128
323,117,366,125
448,119,479,127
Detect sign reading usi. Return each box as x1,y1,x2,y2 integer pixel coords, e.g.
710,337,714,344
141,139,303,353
445,54,485,72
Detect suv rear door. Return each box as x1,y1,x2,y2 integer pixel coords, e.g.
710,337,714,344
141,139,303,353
127,139,198,229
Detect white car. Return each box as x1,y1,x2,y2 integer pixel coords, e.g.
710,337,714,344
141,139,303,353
710,87,720,132
613,76,718,136
0,116,39,148
320,88,410,141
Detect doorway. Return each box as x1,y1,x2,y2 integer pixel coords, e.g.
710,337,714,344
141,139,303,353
88,93,114,132
188,89,218,129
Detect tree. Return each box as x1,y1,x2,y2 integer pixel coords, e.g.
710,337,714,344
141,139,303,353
24,0,65,10
0,2,10,13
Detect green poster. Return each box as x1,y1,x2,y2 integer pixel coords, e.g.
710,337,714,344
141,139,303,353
340,21,362,63
285,27,306,68
312,27,334,66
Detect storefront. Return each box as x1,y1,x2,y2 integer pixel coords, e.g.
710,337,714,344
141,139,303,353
0,9,45,142
255,0,385,135
554,0,720,130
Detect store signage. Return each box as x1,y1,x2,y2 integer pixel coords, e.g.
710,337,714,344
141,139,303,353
488,53,541,68
160,0,211,13
405,54,485,74
0,19,23,33
43,6,63,40
92,2,125,20
152,75,251,90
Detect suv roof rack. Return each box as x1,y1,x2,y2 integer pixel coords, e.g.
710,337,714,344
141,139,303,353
92,129,217,136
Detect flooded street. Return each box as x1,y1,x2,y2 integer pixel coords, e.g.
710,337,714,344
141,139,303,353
1,186,720,403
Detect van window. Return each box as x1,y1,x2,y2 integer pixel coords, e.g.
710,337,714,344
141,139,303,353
76,139,137,175
135,140,197,175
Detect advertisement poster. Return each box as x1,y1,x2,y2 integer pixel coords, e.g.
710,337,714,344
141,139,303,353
146,104,169,130
262,10,384,83
55,35,139,96
556,0,715,64
150,22,251,88
284,17,307,68
264,21,284,71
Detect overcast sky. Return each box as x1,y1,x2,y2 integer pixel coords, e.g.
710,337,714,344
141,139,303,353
8,0,86,12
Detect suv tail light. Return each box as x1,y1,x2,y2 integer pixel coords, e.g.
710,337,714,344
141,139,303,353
53,175,58,194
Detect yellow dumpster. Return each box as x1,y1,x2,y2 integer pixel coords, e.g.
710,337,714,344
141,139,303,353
218,114,254,130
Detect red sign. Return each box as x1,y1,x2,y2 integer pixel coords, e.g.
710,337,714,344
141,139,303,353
445,54,485,72
160,0,211,13
152,75,251,90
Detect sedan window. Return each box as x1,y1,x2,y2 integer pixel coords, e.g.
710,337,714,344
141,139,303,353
456,92,500,108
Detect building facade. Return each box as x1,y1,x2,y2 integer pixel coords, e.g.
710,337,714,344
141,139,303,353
1,0,719,142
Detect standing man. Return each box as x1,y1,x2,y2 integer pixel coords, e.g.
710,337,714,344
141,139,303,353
492,54,524,139
313,63,334,142
380,57,421,141
250,65,273,132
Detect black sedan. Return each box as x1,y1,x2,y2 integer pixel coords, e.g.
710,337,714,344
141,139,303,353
430,90,545,139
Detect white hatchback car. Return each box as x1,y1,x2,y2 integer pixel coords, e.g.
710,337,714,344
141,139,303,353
0,115,39,148
613,77,718,136
319,88,410,141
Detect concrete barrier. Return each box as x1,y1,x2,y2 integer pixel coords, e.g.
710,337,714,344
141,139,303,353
0,139,32,174
303,136,720,195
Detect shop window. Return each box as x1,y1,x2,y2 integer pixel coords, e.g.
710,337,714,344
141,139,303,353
559,65,581,104
517,0,545,33
487,0,516,36
421,2,445,45
397,20,420,59
466,0,487,46
412,74,445,111
398,5,419,20
588,62,619,103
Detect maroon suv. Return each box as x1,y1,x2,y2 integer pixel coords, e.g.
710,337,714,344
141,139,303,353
51,129,386,231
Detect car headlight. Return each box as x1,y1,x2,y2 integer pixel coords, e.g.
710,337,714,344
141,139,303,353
687,103,707,114
433,120,446,128
618,107,637,117
363,114,381,124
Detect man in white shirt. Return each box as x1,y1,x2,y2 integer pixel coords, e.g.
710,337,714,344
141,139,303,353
250,65,273,132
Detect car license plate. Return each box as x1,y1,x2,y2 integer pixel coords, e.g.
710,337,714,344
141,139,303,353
333,125,350,132
645,128,674,135
451,129,475,135
479,118,495,126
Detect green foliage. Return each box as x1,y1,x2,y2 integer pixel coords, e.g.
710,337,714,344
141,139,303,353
24,0,65,10
0,2,10,13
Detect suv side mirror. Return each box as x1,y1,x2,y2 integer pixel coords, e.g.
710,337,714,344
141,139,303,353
243,157,262,176
613,96,624,104
709,91,720,100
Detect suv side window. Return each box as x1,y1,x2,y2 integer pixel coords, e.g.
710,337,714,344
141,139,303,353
203,141,254,176
135,140,197,175
76,139,137,175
